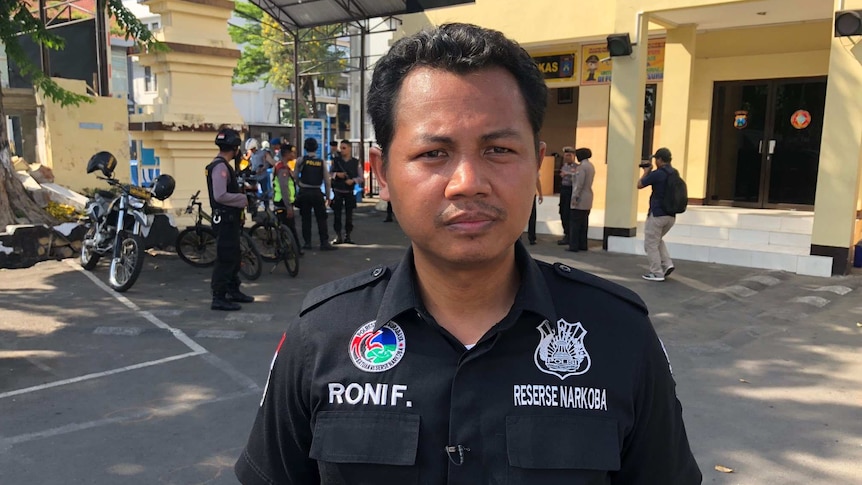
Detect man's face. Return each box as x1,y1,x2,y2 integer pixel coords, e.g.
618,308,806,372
370,66,544,268
587,60,597,72
340,143,352,158
563,152,576,164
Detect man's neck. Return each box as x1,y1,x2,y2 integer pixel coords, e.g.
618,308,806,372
413,247,520,346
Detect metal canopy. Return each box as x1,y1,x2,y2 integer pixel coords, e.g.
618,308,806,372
250,0,409,30
250,0,474,30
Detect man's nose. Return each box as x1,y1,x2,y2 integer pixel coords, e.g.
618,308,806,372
445,156,491,198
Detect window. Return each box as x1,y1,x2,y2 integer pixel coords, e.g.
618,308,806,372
144,66,156,92
149,22,160,30
278,98,293,125
642,84,657,160
317,78,325,88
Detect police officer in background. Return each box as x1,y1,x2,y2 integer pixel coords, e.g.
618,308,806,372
236,23,700,484
206,128,255,311
294,137,336,251
330,140,361,244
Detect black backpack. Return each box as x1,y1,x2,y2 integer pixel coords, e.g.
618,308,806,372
662,167,688,215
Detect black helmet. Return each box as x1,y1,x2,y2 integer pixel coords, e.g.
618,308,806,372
151,174,176,200
86,151,117,177
215,128,242,150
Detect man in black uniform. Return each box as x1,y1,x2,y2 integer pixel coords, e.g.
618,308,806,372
236,23,701,484
330,140,361,244
295,137,337,251
206,128,255,311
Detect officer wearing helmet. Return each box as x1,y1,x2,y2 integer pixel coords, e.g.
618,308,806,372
206,128,256,311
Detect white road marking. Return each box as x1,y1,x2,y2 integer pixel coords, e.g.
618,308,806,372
790,296,831,308
195,329,246,339
812,285,852,296
0,352,201,400
93,326,143,336
0,388,256,448
714,285,758,298
741,275,781,286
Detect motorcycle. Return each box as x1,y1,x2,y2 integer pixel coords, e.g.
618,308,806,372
80,151,175,292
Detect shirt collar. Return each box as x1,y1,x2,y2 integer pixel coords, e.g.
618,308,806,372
373,240,558,331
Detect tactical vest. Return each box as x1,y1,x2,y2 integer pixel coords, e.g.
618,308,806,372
331,156,359,194
205,157,241,213
298,156,325,187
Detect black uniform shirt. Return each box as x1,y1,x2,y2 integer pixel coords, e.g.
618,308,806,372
236,242,702,485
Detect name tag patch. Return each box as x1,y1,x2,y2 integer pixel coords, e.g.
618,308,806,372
513,384,607,411
328,382,412,407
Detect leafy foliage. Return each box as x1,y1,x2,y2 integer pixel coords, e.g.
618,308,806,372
229,1,347,118
0,0,163,107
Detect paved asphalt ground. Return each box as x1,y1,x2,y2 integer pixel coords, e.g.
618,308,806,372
1,206,861,484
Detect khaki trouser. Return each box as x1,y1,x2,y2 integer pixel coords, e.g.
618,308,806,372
644,214,675,276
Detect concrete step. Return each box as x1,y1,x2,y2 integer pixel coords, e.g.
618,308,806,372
675,207,814,234
607,234,832,277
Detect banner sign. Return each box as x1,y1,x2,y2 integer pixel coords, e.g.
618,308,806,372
533,53,578,83
580,38,666,85
300,118,324,158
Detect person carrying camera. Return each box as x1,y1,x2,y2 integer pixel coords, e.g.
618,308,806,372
637,147,676,282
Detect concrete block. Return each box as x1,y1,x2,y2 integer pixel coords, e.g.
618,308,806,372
738,214,782,231
750,251,798,272
607,236,639,254
729,228,771,245
796,255,833,277
40,183,90,210
689,225,729,240
666,242,710,262
768,231,811,248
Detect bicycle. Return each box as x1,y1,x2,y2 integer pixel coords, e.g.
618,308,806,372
175,191,263,281
247,194,300,277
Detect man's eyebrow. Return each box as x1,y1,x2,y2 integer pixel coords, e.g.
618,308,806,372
417,134,455,145
481,129,521,142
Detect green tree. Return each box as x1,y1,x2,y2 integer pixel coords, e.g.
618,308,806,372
0,0,159,227
229,1,347,119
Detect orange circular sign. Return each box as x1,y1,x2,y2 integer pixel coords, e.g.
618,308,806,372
791,110,811,129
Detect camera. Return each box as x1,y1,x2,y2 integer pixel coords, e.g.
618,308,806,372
638,160,652,169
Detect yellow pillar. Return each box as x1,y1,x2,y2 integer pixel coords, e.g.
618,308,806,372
810,0,862,274
129,0,244,209
603,12,649,247
658,24,696,182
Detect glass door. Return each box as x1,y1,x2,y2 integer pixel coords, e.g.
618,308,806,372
707,78,826,209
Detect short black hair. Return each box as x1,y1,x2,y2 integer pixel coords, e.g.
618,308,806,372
304,138,318,153
340,139,351,146
368,23,547,156
329,141,338,147
281,143,294,155
575,148,592,161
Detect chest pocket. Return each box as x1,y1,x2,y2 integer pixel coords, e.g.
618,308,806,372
310,411,420,484
506,415,620,485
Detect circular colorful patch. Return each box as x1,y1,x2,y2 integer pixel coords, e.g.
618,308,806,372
349,320,406,372
790,109,811,130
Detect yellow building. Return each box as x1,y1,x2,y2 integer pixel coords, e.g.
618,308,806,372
401,0,862,276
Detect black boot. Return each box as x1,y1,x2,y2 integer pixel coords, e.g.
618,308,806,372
332,234,344,245
320,241,338,251
226,290,254,303
343,232,354,244
212,296,241,311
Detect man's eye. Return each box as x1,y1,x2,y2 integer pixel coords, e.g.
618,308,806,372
489,147,513,154
422,150,446,158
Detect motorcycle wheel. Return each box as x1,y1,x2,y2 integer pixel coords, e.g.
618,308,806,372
80,225,101,270
109,233,145,292
249,223,278,262
176,226,217,267
239,232,263,281
279,226,300,277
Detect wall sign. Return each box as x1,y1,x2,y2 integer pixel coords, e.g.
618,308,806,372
790,109,811,129
580,38,665,85
734,110,749,129
533,53,578,83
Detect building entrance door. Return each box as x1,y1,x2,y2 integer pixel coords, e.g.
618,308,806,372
707,77,826,209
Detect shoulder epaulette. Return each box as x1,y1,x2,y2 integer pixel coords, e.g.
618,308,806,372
548,261,648,314
300,265,390,316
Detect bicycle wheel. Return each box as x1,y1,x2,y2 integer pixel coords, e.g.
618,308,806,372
249,222,278,262
278,225,300,277
176,226,217,267
239,232,263,281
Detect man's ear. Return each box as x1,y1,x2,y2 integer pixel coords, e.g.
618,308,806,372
369,146,390,201
537,142,547,172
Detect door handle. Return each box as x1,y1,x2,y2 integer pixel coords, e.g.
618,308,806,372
758,140,763,154
768,140,776,155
